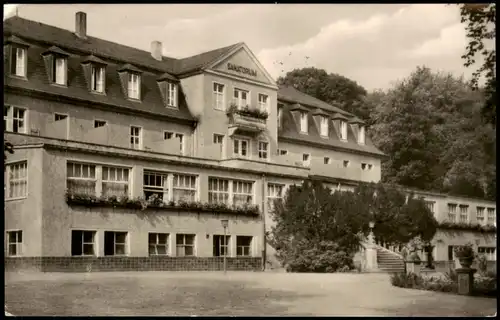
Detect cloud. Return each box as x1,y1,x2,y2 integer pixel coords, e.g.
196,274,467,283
256,4,467,90
405,23,466,58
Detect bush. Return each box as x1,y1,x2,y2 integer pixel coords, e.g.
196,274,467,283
474,274,497,297
285,241,354,273
390,272,457,293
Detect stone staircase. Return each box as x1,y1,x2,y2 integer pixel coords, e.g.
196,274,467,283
376,247,405,273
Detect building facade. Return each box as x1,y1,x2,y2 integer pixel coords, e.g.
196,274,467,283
4,12,495,272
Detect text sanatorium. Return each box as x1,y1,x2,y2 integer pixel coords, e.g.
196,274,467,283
227,63,257,77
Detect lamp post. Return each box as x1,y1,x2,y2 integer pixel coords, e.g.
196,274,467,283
368,190,377,247
221,219,229,274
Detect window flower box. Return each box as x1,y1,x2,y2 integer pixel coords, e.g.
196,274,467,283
65,191,260,217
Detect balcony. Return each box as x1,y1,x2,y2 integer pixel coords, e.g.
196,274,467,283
45,117,69,140
226,104,268,136
310,158,362,181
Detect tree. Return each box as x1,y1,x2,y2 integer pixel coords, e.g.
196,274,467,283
369,66,496,199
458,3,496,126
268,180,437,272
277,67,370,119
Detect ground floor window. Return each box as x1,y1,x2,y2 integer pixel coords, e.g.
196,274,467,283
213,235,230,257
478,247,496,261
448,246,455,261
71,230,96,256
7,230,22,256
104,231,127,256
149,233,169,256
176,234,195,257
236,236,252,257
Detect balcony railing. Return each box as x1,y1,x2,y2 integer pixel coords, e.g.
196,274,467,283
227,103,268,136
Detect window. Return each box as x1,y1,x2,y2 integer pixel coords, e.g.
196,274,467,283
164,131,183,154
237,236,252,257
233,138,249,158
478,247,496,261
340,121,348,140
320,116,329,137
447,203,457,222
358,126,366,145
368,164,373,170
343,160,350,168
233,180,253,206
143,171,168,201
213,235,230,257
71,230,96,256
55,113,67,121
127,73,140,100
164,131,173,140
459,205,469,223
94,120,106,128
258,93,269,112
102,166,129,197
208,178,229,205
324,157,331,165
104,231,127,256
278,106,283,128
53,57,67,85
487,208,495,225
176,234,195,257
258,141,269,160
213,134,224,145
278,149,288,156
167,82,178,107
149,233,169,256
172,174,197,202
476,206,485,223
267,183,283,213
11,47,26,77
7,231,22,256
6,161,28,199
300,112,308,133
91,65,105,93
4,106,26,133
302,153,310,166
361,163,367,170
213,83,225,110
448,246,455,261
130,126,142,149
233,88,249,108
66,162,96,195
425,201,435,214
175,133,184,154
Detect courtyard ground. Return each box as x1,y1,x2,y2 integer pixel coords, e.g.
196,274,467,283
5,271,497,316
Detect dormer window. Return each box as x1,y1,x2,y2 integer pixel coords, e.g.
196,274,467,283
340,121,347,141
358,126,366,145
128,73,141,100
300,112,308,134
11,47,27,78
167,82,178,108
52,57,67,86
320,116,329,137
91,65,105,93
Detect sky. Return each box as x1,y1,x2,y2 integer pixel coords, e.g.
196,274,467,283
3,4,484,91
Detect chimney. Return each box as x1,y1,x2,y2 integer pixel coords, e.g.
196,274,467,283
151,41,163,61
75,11,87,39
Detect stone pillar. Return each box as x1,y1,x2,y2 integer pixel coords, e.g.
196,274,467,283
365,230,378,271
405,260,421,276
456,268,476,295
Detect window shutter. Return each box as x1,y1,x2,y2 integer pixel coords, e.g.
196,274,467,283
97,67,104,92
15,48,25,76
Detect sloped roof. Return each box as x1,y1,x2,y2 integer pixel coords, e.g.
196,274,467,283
278,85,351,116
174,42,243,75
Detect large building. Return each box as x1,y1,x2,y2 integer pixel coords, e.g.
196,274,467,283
4,12,495,272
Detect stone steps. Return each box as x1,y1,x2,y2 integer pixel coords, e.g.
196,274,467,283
376,248,404,273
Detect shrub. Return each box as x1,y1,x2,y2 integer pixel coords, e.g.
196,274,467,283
390,272,424,288
285,241,354,273
390,272,457,293
474,274,497,297
475,254,488,275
